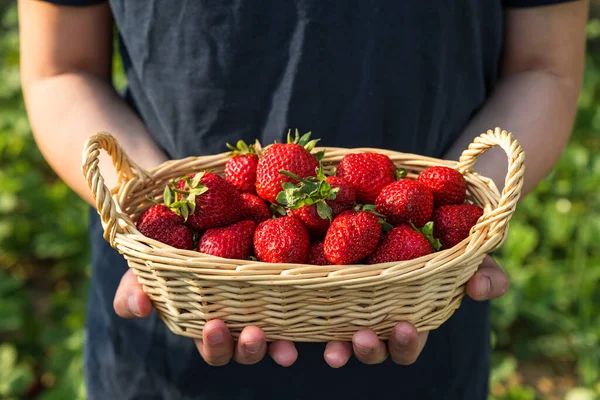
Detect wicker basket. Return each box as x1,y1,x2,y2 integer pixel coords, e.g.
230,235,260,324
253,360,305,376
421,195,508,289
81,127,525,342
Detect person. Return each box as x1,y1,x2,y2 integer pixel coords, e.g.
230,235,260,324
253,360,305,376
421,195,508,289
18,0,587,399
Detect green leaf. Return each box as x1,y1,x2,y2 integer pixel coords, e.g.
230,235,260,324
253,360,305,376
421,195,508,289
238,140,249,153
0,344,34,397
282,181,297,191
316,201,332,221
0,272,22,295
298,131,313,146
226,142,236,151
169,200,188,209
0,300,23,331
180,204,189,221
319,181,331,197
314,149,326,161
412,221,441,251
276,191,289,206
189,186,208,196
420,221,433,236
191,173,204,188
396,168,407,180
187,193,196,208
163,185,173,206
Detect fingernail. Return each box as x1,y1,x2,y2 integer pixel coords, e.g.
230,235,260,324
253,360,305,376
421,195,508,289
354,344,374,355
127,295,141,317
243,341,262,354
207,330,224,345
478,276,492,298
394,329,411,346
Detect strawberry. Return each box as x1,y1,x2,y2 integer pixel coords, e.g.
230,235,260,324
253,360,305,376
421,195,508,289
171,172,244,230
253,216,310,263
325,176,356,216
335,152,398,204
374,179,433,227
224,140,260,194
255,130,321,204
324,208,382,265
287,205,330,236
308,241,331,265
433,204,484,249
366,224,433,264
198,220,257,260
241,193,272,223
136,204,194,250
276,165,339,235
418,166,466,206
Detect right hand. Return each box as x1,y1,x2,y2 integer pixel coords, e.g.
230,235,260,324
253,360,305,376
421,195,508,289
113,269,299,367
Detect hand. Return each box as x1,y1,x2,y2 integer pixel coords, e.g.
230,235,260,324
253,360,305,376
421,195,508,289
113,255,508,367
322,255,510,368
113,269,298,366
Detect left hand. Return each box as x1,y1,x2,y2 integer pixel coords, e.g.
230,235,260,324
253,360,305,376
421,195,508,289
323,255,509,368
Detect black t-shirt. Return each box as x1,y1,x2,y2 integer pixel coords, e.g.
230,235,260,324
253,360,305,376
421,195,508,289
40,1,573,399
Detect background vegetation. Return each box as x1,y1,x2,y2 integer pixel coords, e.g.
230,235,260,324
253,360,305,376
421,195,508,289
0,2,599,399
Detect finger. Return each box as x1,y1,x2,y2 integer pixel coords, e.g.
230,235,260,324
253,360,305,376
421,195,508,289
466,256,510,301
195,320,235,366
324,341,352,368
268,340,298,367
113,269,153,319
388,322,428,365
352,329,388,365
233,326,267,365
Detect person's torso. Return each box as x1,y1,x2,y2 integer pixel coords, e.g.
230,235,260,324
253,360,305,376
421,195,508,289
111,0,503,159
86,2,503,398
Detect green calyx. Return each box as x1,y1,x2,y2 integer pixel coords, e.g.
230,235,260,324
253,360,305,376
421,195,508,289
355,204,393,232
275,164,339,221
287,128,321,153
226,139,262,157
163,172,208,221
396,168,407,180
411,221,442,251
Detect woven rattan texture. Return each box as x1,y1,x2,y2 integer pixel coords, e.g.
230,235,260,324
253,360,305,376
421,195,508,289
81,127,525,341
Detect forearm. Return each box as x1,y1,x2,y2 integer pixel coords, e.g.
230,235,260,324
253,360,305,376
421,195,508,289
445,70,580,197
23,72,168,206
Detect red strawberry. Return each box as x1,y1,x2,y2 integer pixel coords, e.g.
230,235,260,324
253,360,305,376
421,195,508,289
308,241,331,265
241,193,272,223
366,224,432,264
287,205,330,236
325,176,356,216
173,172,244,230
136,204,194,250
255,130,320,203
324,209,382,265
253,216,310,263
276,165,339,235
224,140,260,194
418,166,466,206
433,204,484,249
198,220,257,260
375,179,433,227
335,152,397,204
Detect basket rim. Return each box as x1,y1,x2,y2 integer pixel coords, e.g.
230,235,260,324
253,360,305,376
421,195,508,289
108,149,502,272
82,128,524,287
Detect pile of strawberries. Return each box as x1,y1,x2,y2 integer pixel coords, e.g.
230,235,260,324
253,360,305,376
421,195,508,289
136,131,484,265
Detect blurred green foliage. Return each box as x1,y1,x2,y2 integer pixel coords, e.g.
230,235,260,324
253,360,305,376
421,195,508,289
0,2,599,400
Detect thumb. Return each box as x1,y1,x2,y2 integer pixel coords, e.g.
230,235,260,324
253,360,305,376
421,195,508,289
113,268,153,318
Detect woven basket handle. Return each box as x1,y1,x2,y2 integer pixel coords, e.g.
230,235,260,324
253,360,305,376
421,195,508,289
456,127,526,241
81,132,147,245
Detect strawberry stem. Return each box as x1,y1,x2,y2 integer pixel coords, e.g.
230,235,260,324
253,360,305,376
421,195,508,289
396,168,407,180
411,221,442,251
